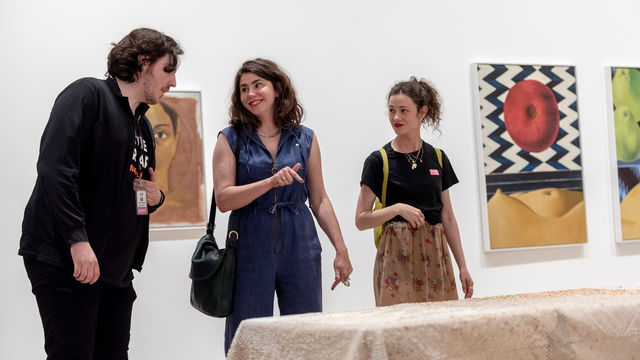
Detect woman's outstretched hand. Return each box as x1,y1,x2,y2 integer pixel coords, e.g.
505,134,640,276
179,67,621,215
270,163,304,188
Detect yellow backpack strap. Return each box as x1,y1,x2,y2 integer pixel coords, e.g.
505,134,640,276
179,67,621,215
373,148,389,248
435,147,443,168
379,148,388,206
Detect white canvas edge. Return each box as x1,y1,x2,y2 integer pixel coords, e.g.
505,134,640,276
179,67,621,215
469,63,492,252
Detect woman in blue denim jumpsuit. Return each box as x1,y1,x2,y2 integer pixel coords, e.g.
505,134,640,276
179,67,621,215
212,58,353,354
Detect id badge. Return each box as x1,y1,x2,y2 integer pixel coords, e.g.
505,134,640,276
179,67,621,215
135,182,148,215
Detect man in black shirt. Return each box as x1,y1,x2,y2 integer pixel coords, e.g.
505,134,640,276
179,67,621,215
19,28,183,360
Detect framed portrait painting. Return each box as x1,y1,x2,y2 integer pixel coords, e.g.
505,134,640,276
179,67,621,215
473,63,587,251
147,91,206,229
607,67,640,243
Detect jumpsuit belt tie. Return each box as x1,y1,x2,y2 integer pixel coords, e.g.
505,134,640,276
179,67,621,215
268,202,301,216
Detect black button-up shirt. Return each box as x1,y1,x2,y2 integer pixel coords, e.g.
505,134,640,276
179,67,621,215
19,77,163,287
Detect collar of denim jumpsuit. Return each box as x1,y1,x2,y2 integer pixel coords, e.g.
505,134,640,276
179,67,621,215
245,126,295,156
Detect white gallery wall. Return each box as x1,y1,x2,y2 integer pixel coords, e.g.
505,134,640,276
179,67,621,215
2,0,640,358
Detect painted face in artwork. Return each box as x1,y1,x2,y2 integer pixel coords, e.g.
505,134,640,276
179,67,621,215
140,53,178,105
388,93,427,137
239,72,279,121
147,103,179,192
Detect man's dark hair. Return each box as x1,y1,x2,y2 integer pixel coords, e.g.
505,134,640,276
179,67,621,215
107,28,183,83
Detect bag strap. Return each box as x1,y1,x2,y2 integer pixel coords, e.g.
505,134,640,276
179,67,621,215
435,147,443,168
379,148,389,207
206,128,243,236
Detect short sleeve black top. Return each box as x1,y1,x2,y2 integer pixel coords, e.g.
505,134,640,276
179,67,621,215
360,141,459,225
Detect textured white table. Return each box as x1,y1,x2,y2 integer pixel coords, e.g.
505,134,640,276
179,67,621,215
228,288,640,360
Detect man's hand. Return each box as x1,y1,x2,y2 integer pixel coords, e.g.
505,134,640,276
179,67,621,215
70,241,100,284
134,167,162,206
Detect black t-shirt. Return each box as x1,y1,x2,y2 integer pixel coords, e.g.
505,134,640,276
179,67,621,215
360,141,459,225
100,111,152,287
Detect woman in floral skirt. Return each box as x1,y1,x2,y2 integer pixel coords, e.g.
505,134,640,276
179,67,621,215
355,77,473,306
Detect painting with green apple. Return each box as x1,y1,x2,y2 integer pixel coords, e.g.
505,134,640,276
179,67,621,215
610,67,640,241
476,63,587,250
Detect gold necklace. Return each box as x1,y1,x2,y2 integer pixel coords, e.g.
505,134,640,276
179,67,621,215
257,128,281,138
403,145,423,170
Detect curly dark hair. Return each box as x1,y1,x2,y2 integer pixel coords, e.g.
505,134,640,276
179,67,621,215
107,28,183,83
388,76,442,131
229,58,303,130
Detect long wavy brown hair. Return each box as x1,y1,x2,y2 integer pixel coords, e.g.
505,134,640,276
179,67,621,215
388,76,442,132
229,58,303,130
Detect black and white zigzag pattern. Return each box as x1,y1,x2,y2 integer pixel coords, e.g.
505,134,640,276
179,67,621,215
477,64,582,175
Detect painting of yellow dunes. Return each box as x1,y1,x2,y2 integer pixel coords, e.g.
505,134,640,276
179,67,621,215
488,189,586,249
475,63,587,250
620,184,640,239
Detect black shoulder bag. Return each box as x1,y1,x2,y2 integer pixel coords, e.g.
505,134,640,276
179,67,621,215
189,129,242,317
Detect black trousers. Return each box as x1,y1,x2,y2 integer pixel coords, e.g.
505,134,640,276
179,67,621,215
24,258,137,360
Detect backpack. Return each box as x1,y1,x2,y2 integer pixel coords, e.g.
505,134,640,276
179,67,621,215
373,146,443,248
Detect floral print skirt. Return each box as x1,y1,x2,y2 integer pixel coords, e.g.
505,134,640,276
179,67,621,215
374,221,458,306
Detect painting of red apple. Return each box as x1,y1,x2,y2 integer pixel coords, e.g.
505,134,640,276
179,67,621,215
503,80,560,153
476,63,583,250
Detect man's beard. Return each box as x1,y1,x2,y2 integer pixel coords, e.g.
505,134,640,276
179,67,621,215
142,72,159,105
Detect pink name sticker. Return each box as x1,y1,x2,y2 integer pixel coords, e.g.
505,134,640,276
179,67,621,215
430,169,440,176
